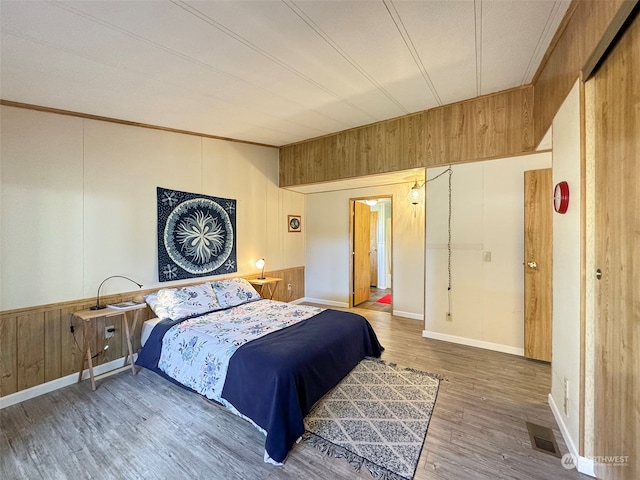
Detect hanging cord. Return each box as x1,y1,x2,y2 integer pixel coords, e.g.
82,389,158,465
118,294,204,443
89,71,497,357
69,316,113,358
425,167,453,315
424,167,452,184
447,167,452,314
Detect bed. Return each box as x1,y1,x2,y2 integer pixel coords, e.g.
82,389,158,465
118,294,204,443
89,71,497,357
135,278,383,464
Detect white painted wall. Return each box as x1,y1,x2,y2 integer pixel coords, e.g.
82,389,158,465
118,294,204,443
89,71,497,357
550,81,582,455
0,106,304,311
1,109,85,309
305,183,425,319
423,153,552,355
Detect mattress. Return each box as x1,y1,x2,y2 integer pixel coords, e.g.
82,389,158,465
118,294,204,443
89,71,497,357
140,317,160,347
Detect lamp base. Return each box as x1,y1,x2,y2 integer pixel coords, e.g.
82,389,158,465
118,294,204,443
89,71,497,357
257,277,266,280
90,305,107,310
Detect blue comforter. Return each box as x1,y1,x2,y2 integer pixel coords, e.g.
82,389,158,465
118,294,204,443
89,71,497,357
136,307,383,463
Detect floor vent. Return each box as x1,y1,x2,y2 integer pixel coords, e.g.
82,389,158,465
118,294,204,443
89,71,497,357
526,421,561,458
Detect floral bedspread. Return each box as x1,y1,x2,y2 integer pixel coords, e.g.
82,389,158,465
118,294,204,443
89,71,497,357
157,300,323,401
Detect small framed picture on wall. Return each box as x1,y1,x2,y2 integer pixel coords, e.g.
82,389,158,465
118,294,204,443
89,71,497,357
288,215,301,232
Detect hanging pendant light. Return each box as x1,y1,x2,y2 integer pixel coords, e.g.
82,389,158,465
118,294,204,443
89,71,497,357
408,181,424,205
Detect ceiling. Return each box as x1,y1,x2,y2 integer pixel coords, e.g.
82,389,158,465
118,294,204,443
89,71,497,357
0,1,570,148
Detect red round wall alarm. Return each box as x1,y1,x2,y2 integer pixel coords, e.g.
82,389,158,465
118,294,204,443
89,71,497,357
554,181,570,214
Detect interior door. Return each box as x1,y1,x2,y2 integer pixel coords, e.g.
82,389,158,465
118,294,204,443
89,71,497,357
369,211,378,287
592,13,639,480
524,168,553,362
353,201,371,306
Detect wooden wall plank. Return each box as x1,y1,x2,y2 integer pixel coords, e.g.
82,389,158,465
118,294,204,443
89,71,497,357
117,307,149,360
279,86,534,187
246,267,305,303
16,312,45,391
61,307,80,376
44,310,61,383
402,113,424,169
91,315,105,365
425,86,534,166
101,315,122,364
132,306,150,353
532,0,628,146
0,314,18,396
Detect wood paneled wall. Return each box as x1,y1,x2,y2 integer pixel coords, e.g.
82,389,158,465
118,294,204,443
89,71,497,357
424,86,533,167
0,267,305,397
0,300,152,397
279,86,534,187
532,0,629,146
244,267,306,304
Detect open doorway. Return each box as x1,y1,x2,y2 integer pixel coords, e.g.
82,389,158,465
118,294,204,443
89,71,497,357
349,196,392,313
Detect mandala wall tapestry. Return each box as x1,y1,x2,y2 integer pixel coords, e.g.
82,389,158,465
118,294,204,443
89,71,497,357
157,187,236,282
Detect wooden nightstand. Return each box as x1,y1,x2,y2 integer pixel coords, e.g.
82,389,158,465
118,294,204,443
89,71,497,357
248,277,283,300
72,303,146,391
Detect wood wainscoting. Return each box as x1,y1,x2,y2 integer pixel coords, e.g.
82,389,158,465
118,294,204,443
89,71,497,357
0,267,305,398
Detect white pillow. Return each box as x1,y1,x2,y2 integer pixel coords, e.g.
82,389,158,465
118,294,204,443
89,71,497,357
155,283,221,320
144,292,171,321
211,278,261,309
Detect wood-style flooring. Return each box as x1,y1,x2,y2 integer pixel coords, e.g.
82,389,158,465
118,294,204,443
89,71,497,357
0,307,590,480
356,287,392,313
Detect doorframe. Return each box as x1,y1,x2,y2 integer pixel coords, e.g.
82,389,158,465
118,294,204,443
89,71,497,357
349,195,393,308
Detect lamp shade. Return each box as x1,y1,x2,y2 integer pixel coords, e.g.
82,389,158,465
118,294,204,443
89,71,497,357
256,258,265,279
408,181,424,205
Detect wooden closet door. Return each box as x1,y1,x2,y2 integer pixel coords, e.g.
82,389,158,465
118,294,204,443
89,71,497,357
592,12,639,480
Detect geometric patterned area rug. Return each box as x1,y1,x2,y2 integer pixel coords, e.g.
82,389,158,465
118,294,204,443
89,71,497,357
303,358,442,480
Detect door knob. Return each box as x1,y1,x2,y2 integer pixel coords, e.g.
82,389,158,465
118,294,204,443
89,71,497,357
527,261,537,269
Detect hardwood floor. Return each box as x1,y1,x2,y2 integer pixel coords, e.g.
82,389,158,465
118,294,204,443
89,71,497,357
0,307,590,480
356,287,392,313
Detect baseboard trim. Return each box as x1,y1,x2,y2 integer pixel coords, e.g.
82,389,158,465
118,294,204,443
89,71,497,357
0,356,136,409
548,394,595,477
421,330,525,356
301,297,349,308
393,310,423,321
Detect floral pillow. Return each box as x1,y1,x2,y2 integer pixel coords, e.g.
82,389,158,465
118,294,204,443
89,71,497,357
156,283,221,320
211,278,261,309
144,292,171,321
